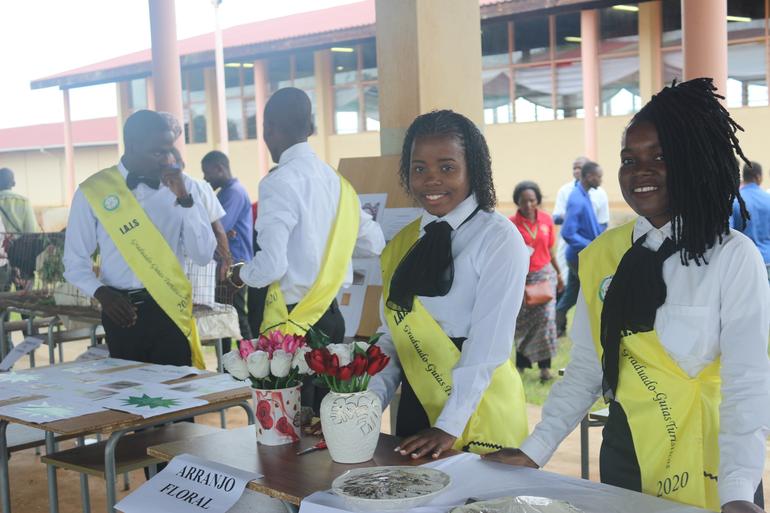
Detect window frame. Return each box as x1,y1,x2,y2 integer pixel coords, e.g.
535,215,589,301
224,63,257,141
331,41,379,134
181,68,208,144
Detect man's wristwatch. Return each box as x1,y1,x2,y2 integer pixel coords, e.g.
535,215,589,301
176,194,194,208
226,262,245,289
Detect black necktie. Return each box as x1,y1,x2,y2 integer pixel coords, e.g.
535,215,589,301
387,207,481,313
599,234,678,401
126,173,160,190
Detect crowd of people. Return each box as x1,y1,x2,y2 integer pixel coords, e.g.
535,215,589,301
7,77,756,513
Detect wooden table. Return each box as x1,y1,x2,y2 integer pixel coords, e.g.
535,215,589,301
148,426,456,510
0,362,255,513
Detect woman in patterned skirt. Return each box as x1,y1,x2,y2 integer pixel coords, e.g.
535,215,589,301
510,181,564,382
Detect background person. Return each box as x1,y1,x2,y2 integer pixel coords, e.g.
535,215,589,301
510,181,563,383
732,161,770,285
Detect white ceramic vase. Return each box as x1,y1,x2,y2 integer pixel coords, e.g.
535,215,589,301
320,390,381,464
252,385,302,446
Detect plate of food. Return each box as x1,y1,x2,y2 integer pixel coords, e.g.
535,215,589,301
331,466,452,511
450,496,585,513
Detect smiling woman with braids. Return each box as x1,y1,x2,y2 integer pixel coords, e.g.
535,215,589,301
485,79,770,513
368,110,530,460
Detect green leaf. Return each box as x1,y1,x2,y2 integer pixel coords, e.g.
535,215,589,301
367,333,383,345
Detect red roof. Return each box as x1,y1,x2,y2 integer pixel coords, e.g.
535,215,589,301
0,117,117,152
33,0,376,86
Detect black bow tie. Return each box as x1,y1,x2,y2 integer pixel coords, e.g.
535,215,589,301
126,173,160,190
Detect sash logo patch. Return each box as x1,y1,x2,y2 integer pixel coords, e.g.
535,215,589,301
103,195,120,211
599,275,613,302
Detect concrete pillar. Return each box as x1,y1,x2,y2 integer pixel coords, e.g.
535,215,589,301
148,0,185,152
682,0,727,96
375,0,484,155
116,82,131,156
62,88,76,205
253,60,270,177
639,1,662,102
146,77,156,110
580,9,599,160
313,50,333,164
204,68,221,148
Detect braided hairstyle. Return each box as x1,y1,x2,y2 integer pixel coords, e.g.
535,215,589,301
631,78,749,265
399,110,496,211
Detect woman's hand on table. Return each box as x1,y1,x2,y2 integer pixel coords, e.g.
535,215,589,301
396,428,457,460
722,501,765,513
481,448,539,468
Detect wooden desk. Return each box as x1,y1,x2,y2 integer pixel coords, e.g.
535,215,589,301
0,362,254,513
148,427,456,507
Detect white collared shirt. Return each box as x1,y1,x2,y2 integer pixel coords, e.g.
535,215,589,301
521,217,770,506
239,142,385,304
369,194,530,437
63,161,217,297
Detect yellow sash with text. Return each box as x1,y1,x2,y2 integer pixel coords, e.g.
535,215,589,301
260,174,360,336
80,167,205,369
381,218,529,454
579,221,720,511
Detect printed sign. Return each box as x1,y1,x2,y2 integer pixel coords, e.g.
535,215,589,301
115,453,260,513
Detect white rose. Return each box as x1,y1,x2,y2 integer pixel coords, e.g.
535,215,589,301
292,346,312,375
270,349,293,378
246,351,270,379
327,343,353,367
222,351,249,380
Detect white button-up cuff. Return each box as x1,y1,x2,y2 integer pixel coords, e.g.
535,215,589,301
719,478,758,507
519,434,557,468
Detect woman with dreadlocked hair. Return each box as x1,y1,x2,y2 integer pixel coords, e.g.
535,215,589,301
368,110,529,459
486,78,770,513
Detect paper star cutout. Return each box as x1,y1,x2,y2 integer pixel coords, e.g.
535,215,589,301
17,401,75,419
0,372,39,383
122,394,180,409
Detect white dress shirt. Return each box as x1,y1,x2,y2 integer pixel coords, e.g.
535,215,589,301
63,161,217,297
239,142,385,304
369,194,530,438
521,217,770,506
189,178,225,223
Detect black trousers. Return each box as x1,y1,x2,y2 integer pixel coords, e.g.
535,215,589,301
101,289,192,366
396,337,465,439
601,401,764,508
246,285,268,339
291,299,345,414
218,287,252,355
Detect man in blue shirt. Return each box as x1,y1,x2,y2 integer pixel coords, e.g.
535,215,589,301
202,150,254,349
556,161,604,336
732,161,770,284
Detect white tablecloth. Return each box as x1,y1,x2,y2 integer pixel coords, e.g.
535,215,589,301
298,453,709,513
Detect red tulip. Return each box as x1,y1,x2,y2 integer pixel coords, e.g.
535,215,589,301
351,354,367,376
366,344,382,359
305,348,328,374
337,364,354,381
367,354,390,376
327,353,340,374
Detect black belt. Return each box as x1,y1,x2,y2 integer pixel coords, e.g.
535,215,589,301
119,288,153,305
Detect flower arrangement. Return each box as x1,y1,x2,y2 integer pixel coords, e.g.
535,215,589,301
222,331,312,390
304,335,390,393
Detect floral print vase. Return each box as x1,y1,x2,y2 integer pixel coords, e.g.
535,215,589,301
320,390,381,463
252,386,301,446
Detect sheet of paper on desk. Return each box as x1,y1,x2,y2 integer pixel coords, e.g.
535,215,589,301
298,453,709,513
359,193,388,223
0,397,105,423
380,208,421,241
104,364,203,384
0,336,43,371
115,453,261,513
98,388,207,418
165,374,247,397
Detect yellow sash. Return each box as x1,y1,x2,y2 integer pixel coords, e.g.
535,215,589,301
579,221,720,511
80,167,205,369
260,174,360,336
381,218,529,454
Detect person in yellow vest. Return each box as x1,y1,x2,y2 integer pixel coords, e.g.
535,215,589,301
369,110,529,460
485,79,770,513
229,87,385,409
63,110,215,368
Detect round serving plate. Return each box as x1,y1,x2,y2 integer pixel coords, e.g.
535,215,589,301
331,466,452,512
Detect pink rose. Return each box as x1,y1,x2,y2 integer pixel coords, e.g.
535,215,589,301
238,339,256,360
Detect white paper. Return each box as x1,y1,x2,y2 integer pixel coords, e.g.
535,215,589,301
116,453,261,513
0,336,43,371
99,388,208,418
165,374,248,397
105,365,201,385
298,453,708,513
0,397,105,423
337,262,369,337
358,193,388,223
380,208,422,241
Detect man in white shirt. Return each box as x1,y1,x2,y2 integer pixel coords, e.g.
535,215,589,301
230,88,384,407
553,156,610,335
63,111,216,366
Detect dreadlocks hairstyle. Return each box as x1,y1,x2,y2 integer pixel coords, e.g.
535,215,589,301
630,78,750,265
399,110,496,211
